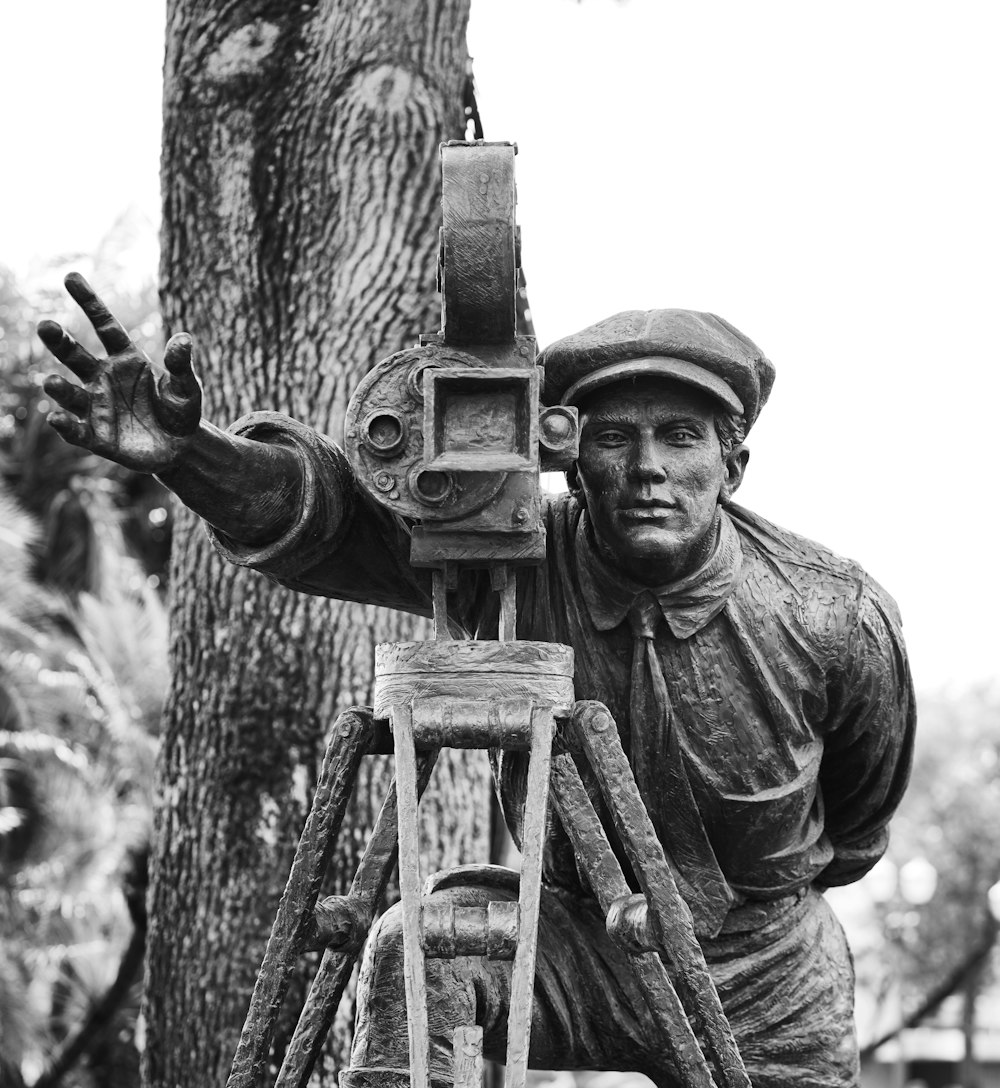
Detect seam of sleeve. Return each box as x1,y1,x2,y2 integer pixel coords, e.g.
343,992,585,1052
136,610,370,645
844,570,868,682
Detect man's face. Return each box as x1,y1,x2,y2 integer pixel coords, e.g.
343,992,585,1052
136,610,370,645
575,376,745,584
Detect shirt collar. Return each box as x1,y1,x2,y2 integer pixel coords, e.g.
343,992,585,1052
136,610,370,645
576,507,743,639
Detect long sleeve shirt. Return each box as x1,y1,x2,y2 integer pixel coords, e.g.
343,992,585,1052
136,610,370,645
210,412,915,926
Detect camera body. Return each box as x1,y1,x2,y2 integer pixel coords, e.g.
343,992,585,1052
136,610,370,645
344,140,578,571
344,335,578,568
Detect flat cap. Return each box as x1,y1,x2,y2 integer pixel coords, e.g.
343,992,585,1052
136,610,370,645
539,309,775,429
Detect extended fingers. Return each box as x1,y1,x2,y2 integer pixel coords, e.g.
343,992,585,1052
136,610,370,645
37,320,100,381
44,375,97,450
43,374,91,417
47,409,92,448
64,272,132,354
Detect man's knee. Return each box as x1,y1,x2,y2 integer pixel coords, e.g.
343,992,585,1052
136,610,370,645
366,899,403,958
352,869,520,1076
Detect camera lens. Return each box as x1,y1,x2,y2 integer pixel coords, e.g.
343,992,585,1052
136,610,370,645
363,412,406,457
413,470,452,504
539,407,576,450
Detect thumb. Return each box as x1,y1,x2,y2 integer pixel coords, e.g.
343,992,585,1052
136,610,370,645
162,333,201,402
156,333,202,435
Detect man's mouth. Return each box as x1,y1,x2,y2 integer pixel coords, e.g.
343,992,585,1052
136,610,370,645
618,500,676,520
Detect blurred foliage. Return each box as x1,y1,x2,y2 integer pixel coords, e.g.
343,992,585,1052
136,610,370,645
0,480,166,1086
0,239,168,1087
888,687,1000,990
0,229,172,594
852,684,1000,1048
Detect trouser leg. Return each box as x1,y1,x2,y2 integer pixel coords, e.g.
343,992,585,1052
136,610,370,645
346,873,665,1087
345,878,859,1088
346,888,485,1086
703,890,860,1088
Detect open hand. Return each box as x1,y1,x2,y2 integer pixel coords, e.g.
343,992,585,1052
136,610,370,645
39,272,203,474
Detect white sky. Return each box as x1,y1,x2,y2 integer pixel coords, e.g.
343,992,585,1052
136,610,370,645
3,0,998,690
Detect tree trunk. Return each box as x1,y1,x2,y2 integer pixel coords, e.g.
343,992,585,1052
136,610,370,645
144,4,487,1086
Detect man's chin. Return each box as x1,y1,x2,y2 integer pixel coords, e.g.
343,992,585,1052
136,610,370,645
612,527,688,564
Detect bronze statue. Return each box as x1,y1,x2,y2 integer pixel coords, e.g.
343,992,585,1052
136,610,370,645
38,143,914,1088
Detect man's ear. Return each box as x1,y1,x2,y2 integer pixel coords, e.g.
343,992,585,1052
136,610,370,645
566,463,581,495
721,444,749,501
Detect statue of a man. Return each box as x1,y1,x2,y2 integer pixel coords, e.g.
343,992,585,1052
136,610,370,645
39,274,914,1088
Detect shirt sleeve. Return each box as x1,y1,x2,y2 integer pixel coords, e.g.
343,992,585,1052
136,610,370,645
206,411,438,614
817,573,916,886
205,411,493,627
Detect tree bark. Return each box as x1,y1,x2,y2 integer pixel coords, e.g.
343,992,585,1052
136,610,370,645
144,4,487,1086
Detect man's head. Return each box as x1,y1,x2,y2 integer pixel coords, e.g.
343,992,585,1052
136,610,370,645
569,377,747,583
539,309,773,585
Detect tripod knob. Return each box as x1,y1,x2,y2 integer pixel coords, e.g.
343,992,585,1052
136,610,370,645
300,895,373,953
606,892,661,954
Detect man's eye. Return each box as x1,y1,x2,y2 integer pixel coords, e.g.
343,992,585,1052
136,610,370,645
666,428,698,445
593,429,629,446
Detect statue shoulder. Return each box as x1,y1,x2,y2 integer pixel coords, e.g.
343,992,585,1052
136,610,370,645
724,500,904,641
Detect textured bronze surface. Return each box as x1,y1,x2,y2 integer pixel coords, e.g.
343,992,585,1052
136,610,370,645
440,142,517,345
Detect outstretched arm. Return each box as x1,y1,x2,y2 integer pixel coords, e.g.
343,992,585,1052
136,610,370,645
39,273,301,545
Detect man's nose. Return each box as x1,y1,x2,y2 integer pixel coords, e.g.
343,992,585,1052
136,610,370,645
629,434,667,482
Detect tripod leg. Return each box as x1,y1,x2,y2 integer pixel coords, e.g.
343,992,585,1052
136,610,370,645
392,702,432,1088
503,706,555,1088
569,703,749,1088
454,1026,484,1088
276,749,440,1088
227,708,374,1088
548,748,718,1088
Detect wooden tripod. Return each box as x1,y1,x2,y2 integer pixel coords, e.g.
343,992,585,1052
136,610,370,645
224,643,751,1088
